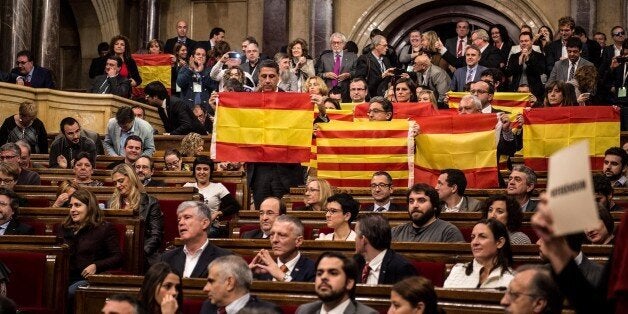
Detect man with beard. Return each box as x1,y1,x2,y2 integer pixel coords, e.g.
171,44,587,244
362,171,403,212
296,252,378,314
602,147,627,187
275,53,299,91
49,117,97,169
353,213,416,285
134,156,164,187
391,183,464,242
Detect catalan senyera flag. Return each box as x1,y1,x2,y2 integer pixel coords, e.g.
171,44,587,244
414,114,498,188
131,54,172,98
316,120,414,188
211,92,314,163
340,102,362,112
523,106,620,171
353,102,440,121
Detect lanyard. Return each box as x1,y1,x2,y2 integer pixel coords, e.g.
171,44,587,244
623,63,627,87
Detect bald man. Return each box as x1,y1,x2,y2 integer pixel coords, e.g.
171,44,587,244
242,197,286,239
411,54,450,106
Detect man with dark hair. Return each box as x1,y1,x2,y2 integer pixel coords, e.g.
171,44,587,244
506,32,546,100
594,32,607,48
0,187,33,235
144,81,206,135
391,183,464,242
353,213,417,284
436,169,482,213
135,156,165,187
547,36,593,85
177,46,215,107
593,173,622,211
367,96,393,121
88,41,110,79
574,26,603,67
198,27,226,52
108,135,144,170
131,105,145,119
101,294,142,314
603,146,628,187
349,78,369,103
103,106,155,157
450,45,487,92
90,55,131,97
296,252,378,314
506,165,538,212
9,50,55,88
164,20,197,54
242,196,286,239
445,20,471,60
538,232,603,287
500,264,563,314
545,16,590,74
0,143,40,185
599,26,626,79
363,171,403,212
49,117,97,168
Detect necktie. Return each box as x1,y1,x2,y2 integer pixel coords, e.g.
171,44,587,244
376,206,385,212
217,306,227,314
361,264,371,283
466,68,474,83
332,54,341,87
457,39,463,57
568,62,576,81
280,264,289,273
378,58,385,73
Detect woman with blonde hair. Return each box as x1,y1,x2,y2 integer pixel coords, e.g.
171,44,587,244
179,132,204,157
52,180,80,207
420,31,452,75
418,90,439,110
294,178,333,211
108,164,163,265
0,101,48,153
304,76,329,96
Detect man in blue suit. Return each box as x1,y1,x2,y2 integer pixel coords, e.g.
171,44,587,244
449,45,487,92
9,50,55,88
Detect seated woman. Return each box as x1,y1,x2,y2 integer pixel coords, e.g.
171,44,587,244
52,180,80,207
138,262,183,314
61,189,122,298
543,81,577,107
108,164,163,265
389,276,440,314
72,152,104,187
0,101,48,153
443,219,514,289
585,204,615,244
183,156,240,218
418,89,439,110
294,177,333,211
305,76,329,96
482,195,531,245
317,193,359,241
393,77,418,102
163,148,190,172
179,132,204,157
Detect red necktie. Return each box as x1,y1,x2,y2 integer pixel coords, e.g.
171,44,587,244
217,306,226,314
361,264,371,283
280,264,289,273
457,39,463,57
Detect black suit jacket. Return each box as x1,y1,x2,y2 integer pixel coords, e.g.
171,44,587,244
254,254,316,282
361,203,405,212
144,179,166,187
353,52,392,97
599,44,620,80
160,242,232,278
164,37,197,54
9,66,55,88
545,39,590,74
89,56,107,79
4,219,35,235
200,295,282,314
90,74,131,98
354,249,417,285
479,44,504,69
242,228,265,239
158,96,208,135
506,50,546,100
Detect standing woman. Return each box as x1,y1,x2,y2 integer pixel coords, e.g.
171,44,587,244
61,189,122,299
489,24,514,67
171,43,188,97
146,39,165,54
139,262,183,314
288,38,316,91
534,26,554,53
106,35,142,87
108,164,163,265
398,30,423,69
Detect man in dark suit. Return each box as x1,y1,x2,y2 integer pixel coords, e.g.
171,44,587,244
445,20,471,61
506,32,546,100
575,26,602,67
9,50,55,88
506,165,538,212
354,35,394,97
240,42,264,86
547,37,594,85
545,16,589,75
249,215,315,282
296,252,378,314
599,26,625,80
470,29,503,69
196,27,225,54
200,255,281,314
161,201,231,278
144,81,206,135
362,171,403,212
164,20,197,54
88,42,109,79
242,197,286,239
450,45,487,91
134,156,165,187
90,55,131,98
0,188,34,235
538,233,603,287
315,32,358,101
436,169,483,213
353,213,417,285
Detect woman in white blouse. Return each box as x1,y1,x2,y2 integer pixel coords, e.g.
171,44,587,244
317,193,359,241
444,219,514,289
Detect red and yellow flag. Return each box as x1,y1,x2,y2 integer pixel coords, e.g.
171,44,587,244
131,54,172,98
523,106,620,171
448,92,530,113
316,120,414,188
211,92,314,163
414,114,498,188
353,102,440,121
313,109,354,122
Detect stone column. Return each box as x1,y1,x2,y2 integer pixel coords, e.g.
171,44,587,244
571,0,596,36
1,0,33,71
138,0,159,51
309,0,332,58
263,0,288,57
33,0,59,84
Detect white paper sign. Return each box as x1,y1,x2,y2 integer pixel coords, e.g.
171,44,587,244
547,140,599,236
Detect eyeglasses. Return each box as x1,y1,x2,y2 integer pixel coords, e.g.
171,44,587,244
165,159,180,168
0,178,14,185
505,289,542,300
325,209,343,215
367,109,386,114
469,89,489,95
0,155,18,160
350,88,366,91
370,183,391,189
613,31,626,36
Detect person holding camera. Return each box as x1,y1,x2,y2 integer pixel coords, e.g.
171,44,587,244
608,40,628,109
177,46,216,108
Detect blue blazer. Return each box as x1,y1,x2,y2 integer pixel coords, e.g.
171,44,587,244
449,65,487,92
10,65,55,88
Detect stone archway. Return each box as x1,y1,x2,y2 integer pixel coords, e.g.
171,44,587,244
348,0,553,49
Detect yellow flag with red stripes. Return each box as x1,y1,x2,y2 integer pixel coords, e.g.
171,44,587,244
132,54,172,98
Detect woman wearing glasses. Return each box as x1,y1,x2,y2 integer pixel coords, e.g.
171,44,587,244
317,193,359,241
294,177,333,211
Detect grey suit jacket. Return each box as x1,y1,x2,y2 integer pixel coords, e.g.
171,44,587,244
440,196,483,213
546,57,594,85
103,117,155,156
579,254,603,287
316,51,357,88
421,65,451,103
450,65,487,92
296,300,378,314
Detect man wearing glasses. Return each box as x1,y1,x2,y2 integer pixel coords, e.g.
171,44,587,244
9,50,55,88
316,32,358,101
349,78,369,103
600,26,626,78
242,196,286,239
0,143,40,185
363,171,403,212
0,187,33,235
500,265,563,314
354,34,394,97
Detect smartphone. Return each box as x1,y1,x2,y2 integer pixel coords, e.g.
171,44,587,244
228,52,241,59
393,68,405,76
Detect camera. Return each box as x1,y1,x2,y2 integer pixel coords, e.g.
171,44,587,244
228,52,241,59
393,68,405,76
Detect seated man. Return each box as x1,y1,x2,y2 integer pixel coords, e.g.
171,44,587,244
0,143,40,185
354,213,417,285
391,183,465,242
15,140,44,169
101,294,141,314
593,173,623,211
0,188,33,235
500,264,563,314
249,215,315,282
161,201,231,278
506,165,537,212
90,55,131,98
363,171,403,212
134,156,165,187
49,117,97,169
367,96,393,121
538,232,603,287
296,252,378,314
201,255,281,314
436,169,482,213
602,147,627,187
144,81,207,135
107,135,144,169
103,106,155,157
242,196,286,239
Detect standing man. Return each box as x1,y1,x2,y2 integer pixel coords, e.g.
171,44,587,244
296,252,378,314
436,169,482,213
242,197,286,239
470,29,503,69
411,54,450,105
9,50,55,88
90,55,131,98
241,42,263,86
354,35,394,97
449,45,487,92
600,26,626,79
49,117,97,169
103,106,155,157
164,20,197,54
545,16,589,74
316,32,358,101
547,37,593,85
363,171,403,212
199,27,226,53
445,20,471,61
349,78,369,103
506,32,546,100
144,81,206,135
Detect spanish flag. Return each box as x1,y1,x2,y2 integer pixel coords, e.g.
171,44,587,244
316,120,414,188
523,106,620,171
414,114,498,188
353,102,440,121
131,54,172,98
211,92,314,163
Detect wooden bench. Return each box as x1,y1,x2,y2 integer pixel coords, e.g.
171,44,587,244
45,133,213,153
